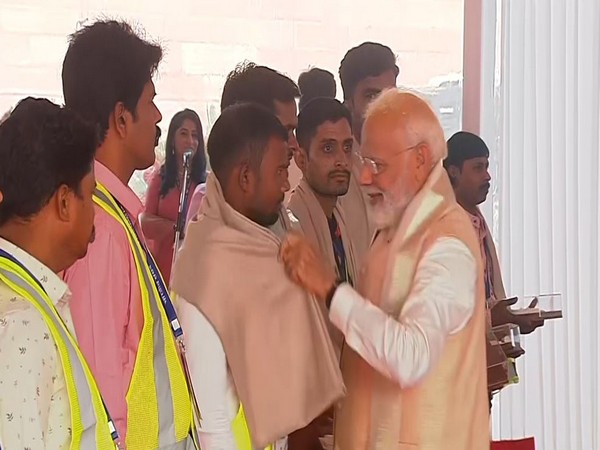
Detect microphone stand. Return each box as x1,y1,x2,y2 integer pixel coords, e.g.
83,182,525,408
171,149,193,276
168,149,204,440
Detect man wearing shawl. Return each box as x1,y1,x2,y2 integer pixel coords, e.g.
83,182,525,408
171,103,344,450
288,97,359,357
281,90,489,450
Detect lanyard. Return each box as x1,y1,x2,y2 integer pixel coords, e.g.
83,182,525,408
0,248,121,447
108,196,202,436
0,248,45,292
329,216,352,286
114,202,183,339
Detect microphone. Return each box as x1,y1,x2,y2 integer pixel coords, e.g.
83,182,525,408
182,149,193,170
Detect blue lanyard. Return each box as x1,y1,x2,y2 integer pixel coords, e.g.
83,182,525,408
0,248,121,445
115,202,183,339
0,248,45,292
113,198,203,442
328,216,352,286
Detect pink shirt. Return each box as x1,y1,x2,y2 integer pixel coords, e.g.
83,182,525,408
185,183,206,227
143,170,196,283
63,161,144,444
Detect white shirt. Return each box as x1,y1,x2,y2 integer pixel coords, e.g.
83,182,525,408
177,237,475,448
178,299,288,450
0,237,74,449
329,237,477,388
177,219,290,450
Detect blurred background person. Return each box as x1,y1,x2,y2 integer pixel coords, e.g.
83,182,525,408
141,108,207,283
298,67,337,110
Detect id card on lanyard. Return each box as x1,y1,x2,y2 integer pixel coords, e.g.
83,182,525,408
110,197,203,431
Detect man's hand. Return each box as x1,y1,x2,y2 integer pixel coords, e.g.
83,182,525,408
491,302,545,334
280,232,337,302
512,313,545,335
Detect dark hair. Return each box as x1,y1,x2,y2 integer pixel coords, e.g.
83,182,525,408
159,109,207,197
444,131,490,170
297,98,352,151
298,68,337,110
339,42,399,100
208,103,288,185
62,20,163,143
0,98,97,226
220,62,300,113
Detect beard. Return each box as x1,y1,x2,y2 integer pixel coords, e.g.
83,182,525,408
309,170,351,198
249,197,283,228
366,177,413,229
256,211,280,227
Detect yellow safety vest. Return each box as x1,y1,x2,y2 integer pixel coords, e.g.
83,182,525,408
233,406,274,450
93,184,195,450
0,252,118,449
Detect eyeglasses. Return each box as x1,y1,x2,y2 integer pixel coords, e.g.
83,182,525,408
356,143,422,175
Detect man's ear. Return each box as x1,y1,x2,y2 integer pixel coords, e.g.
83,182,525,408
54,184,74,222
112,102,129,139
294,147,308,173
237,161,255,194
447,165,461,184
415,145,426,168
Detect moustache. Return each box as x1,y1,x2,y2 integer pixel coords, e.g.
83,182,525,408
328,170,351,179
89,225,96,244
481,182,491,191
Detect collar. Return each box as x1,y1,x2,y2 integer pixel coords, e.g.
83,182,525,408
390,163,449,244
466,209,483,228
0,237,70,305
466,208,488,236
94,161,143,220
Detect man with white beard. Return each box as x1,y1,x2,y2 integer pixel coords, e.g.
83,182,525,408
280,89,489,449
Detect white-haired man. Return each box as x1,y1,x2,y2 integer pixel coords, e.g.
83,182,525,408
281,90,489,449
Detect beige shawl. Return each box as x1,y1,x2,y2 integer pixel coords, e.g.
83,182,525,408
287,178,358,356
171,173,345,448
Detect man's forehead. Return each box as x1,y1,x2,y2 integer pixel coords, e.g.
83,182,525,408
315,119,352,137
361,116,406,153
264,136,290,157
356,70,398,92
464,156,489,165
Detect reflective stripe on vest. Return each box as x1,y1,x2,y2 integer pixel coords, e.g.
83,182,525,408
0,254,117,450
233,406,274,450
93,184,194,450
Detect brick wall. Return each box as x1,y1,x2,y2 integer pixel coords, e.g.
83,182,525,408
0,0,464,128
0,0,464,195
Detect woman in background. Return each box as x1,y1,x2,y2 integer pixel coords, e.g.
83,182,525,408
141,108,207,284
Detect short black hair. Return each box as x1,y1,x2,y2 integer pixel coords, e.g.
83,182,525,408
297,98,352,152
62,20,163,143
298,68,337,110
339,42,399,100
0,97,97,226
444,131,490,170
220,62,300,113
208,103,288,185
